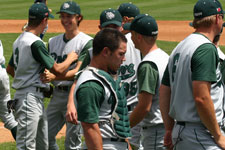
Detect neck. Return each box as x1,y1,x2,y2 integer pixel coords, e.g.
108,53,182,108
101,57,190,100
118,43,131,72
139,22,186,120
90,56,107,72
26,26,42,36
65,29,80,40
142,43,158,56
195,27,216,42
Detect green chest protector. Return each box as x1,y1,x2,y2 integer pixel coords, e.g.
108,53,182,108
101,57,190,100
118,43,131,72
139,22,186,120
90,68,132,139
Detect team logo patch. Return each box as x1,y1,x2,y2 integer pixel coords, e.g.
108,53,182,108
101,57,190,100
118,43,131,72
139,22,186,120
106,12,115,20
217,8,221,12
63,3,70,9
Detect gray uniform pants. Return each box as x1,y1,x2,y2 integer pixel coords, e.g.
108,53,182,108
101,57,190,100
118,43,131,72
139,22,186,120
47,88,81,150
0,66,17,130
172,122,223,150
15,87,48,150
141,124,165,150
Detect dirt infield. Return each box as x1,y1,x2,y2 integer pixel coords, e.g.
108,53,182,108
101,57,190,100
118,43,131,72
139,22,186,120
0,19,225,46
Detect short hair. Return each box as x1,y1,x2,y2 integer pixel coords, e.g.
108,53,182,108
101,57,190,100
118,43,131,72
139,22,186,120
193,15,216,29
76,14,83,27
142,34,157,45
93,28,127,56
28,18,45,27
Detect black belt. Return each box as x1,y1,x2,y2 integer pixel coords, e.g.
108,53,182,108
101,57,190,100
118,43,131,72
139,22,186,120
109,138,126,142
177,121,185,126
36,87,45,93
55,86,70,92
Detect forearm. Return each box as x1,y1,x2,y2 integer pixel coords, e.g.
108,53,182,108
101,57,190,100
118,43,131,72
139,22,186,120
6,64,14,77
81,122,103,150
159,85,174,130
67,81,76,107
130,92,152,128
193,81,222,140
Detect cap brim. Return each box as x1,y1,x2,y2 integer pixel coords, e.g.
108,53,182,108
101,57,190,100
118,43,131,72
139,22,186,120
56,10,77,15
49,13,54,19
123,23,131,30
189,22,193,27
101,21,122,28
223,22,225,27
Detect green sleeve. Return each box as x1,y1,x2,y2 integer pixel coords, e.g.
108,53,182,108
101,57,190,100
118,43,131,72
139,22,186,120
77,81,105,123
78,40,93,62
161,65,170,86
78,51,91,71
191,43,218,82
31,40,55,70
8,54,14,67
137,61,159,94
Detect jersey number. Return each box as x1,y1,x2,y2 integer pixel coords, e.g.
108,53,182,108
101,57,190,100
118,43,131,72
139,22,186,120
14,48,19,70
123,81,137,97
172,53,180,82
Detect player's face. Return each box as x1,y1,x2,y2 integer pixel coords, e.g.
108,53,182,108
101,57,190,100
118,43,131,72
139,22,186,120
60,13,78,32
107,41,126,74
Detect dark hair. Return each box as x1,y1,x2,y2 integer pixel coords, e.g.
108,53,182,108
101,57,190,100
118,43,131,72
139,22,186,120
93,28,127,56
76,14,83,27
34,0,46,4
28,18,44,27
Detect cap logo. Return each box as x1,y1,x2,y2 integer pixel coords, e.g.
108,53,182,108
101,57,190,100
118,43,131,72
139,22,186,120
194,12,202,16
106,12,115,20
217,8,221,12
152,31,158,35
63,3,70,9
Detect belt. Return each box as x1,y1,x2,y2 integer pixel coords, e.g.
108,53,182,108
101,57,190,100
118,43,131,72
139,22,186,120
104,138,126,143
127,102,138,111
177,121,185,126
36,87,45,93
1,64,5,68
55,86,70,92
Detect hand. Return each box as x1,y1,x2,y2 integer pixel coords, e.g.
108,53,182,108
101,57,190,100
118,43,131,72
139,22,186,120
215,134,225,149
40,69,56,83
164,130,173,150
66,100,78,125
67,51,78,62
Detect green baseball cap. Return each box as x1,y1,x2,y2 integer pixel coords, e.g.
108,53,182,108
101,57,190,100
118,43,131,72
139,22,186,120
118,2,140,18
29,3,54,19
57,1,81,15
127,14,158,36
100,8,122,27
194,0,225,19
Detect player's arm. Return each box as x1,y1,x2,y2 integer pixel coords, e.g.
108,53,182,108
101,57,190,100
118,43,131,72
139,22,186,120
129,62,158,127
76,80,104,150
159,65,174,150
6,55,15,77
81,122,103,150
31,40,78,75
41,40,92,82
192,43,225,148
66,80,78,124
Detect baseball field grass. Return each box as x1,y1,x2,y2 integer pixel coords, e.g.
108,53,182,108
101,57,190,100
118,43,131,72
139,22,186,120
0,0,220,20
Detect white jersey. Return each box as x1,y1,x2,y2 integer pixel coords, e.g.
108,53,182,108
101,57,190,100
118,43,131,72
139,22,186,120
0,40,5,65
12,32,48,90
49,32,92,87
118,33,141,105
140,48,169,126
168,33,224,123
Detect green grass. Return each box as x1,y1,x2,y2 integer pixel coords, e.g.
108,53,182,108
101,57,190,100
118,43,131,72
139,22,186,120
2,0,225,20
0,136,66,150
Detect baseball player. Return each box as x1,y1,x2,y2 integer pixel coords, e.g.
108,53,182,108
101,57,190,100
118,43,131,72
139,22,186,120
6,3,77,150
40,1,93,150
117,3,143,150
0,40,18,140
75,28,131,150
160,0,225,149
127,14,169,150
66,8,124,125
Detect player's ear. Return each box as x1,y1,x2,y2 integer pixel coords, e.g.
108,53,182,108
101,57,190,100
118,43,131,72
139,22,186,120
102,47,111,57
